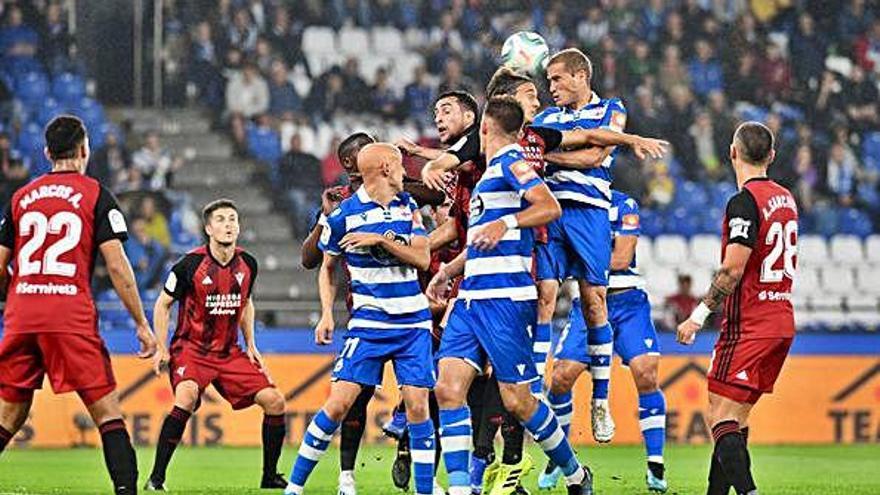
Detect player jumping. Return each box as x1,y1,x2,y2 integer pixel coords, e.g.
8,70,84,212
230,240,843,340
146,199,288,490
552,191,668,492
428,96,593,495
286,143,437,495
0,115,158,495
677,122,798,495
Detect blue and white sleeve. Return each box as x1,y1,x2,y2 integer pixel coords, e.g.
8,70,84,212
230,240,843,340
318,207,345,255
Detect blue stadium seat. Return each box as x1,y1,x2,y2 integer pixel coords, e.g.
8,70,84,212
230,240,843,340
838,208,873,238
638,207,664,238
669,207,700,237
52,72,86,105
698,207,723,234
13,70,49,105
709,182,737,210
36,97,62,126
15,122,43,156
674,181,709,210
68,96,106,133
246,125,282,165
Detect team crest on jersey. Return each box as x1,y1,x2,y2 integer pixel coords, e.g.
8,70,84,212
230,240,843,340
371,229,409,265
622,213,640,230
235,272,244,286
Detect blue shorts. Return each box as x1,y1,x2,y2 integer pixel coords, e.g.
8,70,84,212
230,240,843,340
542,203,611,285
535,241,563,282
608,289,661,365
438,298,539,385
553,301,590,365
332,330,436,389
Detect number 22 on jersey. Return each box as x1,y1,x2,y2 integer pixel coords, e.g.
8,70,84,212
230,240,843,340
17,211,83,277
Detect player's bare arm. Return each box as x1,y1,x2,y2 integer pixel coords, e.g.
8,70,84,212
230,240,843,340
241,297,264,369
420,153,460,191
100,239,157,359
560,128,669,160
610,235,637,271
395,137,445,161
152,291,175,375
315,252,340,345
543,146,613,169
426,249,467,303
0,245,10,288
471,179,561,251
429,217,458,251
677,244,752,345
340,232,431,271
302,189,343,269
403,178,447,206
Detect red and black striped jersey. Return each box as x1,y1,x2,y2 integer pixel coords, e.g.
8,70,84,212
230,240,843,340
720,177,798,341
0,171,128,334
164,245,258,356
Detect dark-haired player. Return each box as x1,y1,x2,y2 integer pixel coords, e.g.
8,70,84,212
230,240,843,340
146,199,287,490
300,132,443,495
0,115,157,495
677,122,798,495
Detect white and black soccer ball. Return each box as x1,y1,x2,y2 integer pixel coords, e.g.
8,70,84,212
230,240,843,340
500,31,550,76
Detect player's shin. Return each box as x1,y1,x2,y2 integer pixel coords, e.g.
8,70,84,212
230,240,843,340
409,420,436,495
639,391,666,475
546,390,573,438
340,387,372,473
521,400,584,486
711,421,757,495
99,419,138,495
149,406,192,484
286,410,340,494
0,425,13,454
587,323,613,401
439,406,473,495
262,413,286,477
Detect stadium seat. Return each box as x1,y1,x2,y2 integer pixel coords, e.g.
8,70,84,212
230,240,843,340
52,72,86,105
302,26,337,55
792,266,822,297
673,181,709,210
667,207,700,237
689,234,720,268
15,122,44,156
653,234,689,266
638,208,664,238
829,235,865,265
688,266,713,294
821,266,855,295
643,265,678,300
36,97,62,126
838,208,873,238
798,235,828,265
246,125,282,165
14,70,49,105
855,265,880,294
635,236,653,268
371,27,405,54
866,234,880,264
338,27,370,56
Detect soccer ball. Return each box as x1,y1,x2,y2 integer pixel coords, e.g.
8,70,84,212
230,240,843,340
500,31,550,76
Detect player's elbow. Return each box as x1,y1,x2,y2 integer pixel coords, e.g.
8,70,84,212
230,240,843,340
544,198,562,223
610,257,629,271
301,251,320,270
414,252,431,272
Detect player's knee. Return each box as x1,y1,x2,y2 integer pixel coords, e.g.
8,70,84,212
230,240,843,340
584,293,607,326
550,367,577,394
434,380,466,410
632,364,659,394
258,388,286,415
498,385,534,422
323,398,352,423
537,293,556,321
173,383,201,412
404,401,429,423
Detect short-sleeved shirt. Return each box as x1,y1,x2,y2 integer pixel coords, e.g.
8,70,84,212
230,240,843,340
164,245,258,356
319,187,431,336
533,92,627,209
458,144,544,301
444,126,487,256
0,171,128,334
608,190,644,290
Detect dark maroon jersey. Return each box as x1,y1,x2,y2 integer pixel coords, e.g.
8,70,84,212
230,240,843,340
0,171,128,334
163,245,258,356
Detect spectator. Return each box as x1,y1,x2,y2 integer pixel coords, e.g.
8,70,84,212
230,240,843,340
790,13,827,89
0,132,29,206
688,39,724,98
665,274,699,330
843,66,880,132
268,60,302,117
131,131,183,191
640,0,666,43
664,85,698,178
0,5,38,59
706,91,735,160
226,8,257,53
660,12,690,56
188,21,224,107
827,142,860,206
89,132,130,188
438,56,474,94
688,110,723,180
139,196,172,248
428,11,464,58
266,6,310,77
623,40,655,91
793,144,819,211
838,0,874,45
629,85,664,138
657,44,690,97
253,36,274,74
278,134,323,235
306,70,345,122
39,2,70,65
757,42,793,103
341,58,371,112
226,62,269,118
577,6,609,50
124,218,167,292
646,161,675,208
538,9,567,52
370,67,399,120
403,65,434,124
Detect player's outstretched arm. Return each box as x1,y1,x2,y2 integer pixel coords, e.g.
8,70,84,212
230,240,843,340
560,129,669,160
544,146,613,169
420,153,462,191
403,177,446,206
396,138,446,161
426,249,466,303
100,239,157,358
429,217,458,251
610,235,637,271
315,252,340,345
152,291,175,374
677,244,752,344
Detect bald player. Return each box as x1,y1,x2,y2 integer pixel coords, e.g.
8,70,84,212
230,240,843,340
286,144,437,495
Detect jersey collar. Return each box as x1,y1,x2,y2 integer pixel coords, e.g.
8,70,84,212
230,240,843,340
490,143,523,162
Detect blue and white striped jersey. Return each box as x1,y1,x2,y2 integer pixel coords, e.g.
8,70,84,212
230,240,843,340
608,190,644,289
459,144,544,301
532,92,627,210
319,187,432,335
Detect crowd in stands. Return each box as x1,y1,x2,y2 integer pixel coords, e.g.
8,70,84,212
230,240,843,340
156,0,880,240
0,1,202,303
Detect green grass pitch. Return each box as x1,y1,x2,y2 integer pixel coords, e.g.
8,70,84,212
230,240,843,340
1,444,879,494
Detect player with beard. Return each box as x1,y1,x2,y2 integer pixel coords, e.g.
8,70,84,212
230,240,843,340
300,132,443,495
